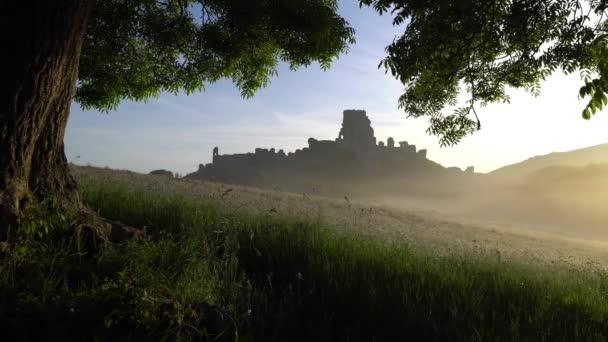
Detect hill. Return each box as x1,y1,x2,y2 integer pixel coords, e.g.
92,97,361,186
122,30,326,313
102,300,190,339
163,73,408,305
489,143,608,179
71,164,608,269
8,164,608,340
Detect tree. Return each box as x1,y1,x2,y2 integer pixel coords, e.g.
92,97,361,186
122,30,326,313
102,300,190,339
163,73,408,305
0,0,354,232
360,0,608,146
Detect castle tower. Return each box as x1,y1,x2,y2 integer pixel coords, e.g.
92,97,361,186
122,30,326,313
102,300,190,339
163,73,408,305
337,110,377,153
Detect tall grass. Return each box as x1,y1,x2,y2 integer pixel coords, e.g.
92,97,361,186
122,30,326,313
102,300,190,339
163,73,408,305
2,175,608,341
77,178,608,341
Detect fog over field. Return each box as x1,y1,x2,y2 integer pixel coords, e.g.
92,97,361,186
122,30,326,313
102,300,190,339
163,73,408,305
362,164,608,241
176,110,608,251
377,154,608,241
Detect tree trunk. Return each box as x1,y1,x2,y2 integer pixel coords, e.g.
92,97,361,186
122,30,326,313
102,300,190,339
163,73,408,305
0,0,94,237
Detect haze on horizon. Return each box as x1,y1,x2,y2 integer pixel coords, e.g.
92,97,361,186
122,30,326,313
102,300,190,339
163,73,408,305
65,0,608,176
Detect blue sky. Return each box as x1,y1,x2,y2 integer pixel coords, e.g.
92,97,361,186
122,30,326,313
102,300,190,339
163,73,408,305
65,1,608,175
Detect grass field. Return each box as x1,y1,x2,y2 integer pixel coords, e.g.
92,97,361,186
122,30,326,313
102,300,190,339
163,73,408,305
2,166,608,341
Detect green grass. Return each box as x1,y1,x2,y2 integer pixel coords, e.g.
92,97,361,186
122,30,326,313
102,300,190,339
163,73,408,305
3,177,608,341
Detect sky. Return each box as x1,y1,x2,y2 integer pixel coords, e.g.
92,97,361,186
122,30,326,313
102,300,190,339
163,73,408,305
65,1,608,176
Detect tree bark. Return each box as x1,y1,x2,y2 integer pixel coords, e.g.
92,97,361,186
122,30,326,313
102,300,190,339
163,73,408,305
0,0,95,236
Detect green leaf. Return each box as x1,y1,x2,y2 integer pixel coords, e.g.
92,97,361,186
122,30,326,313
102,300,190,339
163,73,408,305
583,108,591,119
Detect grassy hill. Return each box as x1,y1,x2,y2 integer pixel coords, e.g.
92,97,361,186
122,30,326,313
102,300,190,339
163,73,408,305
489,143,608,179
3,165,608,341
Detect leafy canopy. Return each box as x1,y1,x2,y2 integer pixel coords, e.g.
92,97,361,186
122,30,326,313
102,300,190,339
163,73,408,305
77,0,355,111
361,0,608,146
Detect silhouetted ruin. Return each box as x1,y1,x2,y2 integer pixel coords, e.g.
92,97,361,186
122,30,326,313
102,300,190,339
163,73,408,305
187,110,476,192
337,110,376,152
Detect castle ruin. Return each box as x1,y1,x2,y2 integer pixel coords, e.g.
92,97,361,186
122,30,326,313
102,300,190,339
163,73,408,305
337,110,376,152
187,109,474,190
